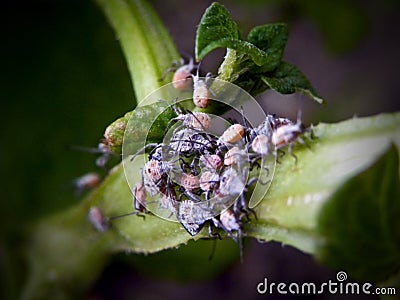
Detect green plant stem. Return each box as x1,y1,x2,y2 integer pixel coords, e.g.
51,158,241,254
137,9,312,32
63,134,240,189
95,0,180,103
21,0,181,298
22,112,400,298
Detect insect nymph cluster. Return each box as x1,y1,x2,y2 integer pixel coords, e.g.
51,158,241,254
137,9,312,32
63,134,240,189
89,59,314,260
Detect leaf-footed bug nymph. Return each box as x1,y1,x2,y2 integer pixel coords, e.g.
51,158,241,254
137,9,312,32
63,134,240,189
88,206,109,232
177,201,243,238
164,107,213,139
161,57,198,91
133,181,147,214
271,112,307,148
250,111,314,163
218,123,246,144
142,159,177,201
177,200,214,236
176,199,247,260
218,168,246,197
199,154,223,171
172,111,212,131
270,112,313,163
224,146,247,166
73,172,102,195
199,171,220,192
177,173,203,202
251,134,271,156
69,142,120,169
192,71,214,109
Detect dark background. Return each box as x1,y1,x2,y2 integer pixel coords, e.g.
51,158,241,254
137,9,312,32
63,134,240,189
1,0,399,299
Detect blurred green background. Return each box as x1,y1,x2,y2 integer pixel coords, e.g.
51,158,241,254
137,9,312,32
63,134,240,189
1,0,399,299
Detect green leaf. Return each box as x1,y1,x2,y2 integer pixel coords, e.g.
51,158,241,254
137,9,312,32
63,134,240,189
247,112,400,254
247,24,289,72
95,0,180,102
78,113,400,252
196,4,287,69
195,2,240,61
98,112,399,260
196,3,323,103
21,205,117,300
22,107,400,297
88,156,192,254
261,61,324,103
317,144,400,283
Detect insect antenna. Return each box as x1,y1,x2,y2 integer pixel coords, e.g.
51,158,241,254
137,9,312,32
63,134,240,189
68,144,121,168
187,110,211,132
159,58,183,81
163,98,184,134
130,143,160,161
69,145,105,154
107,211,144,222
